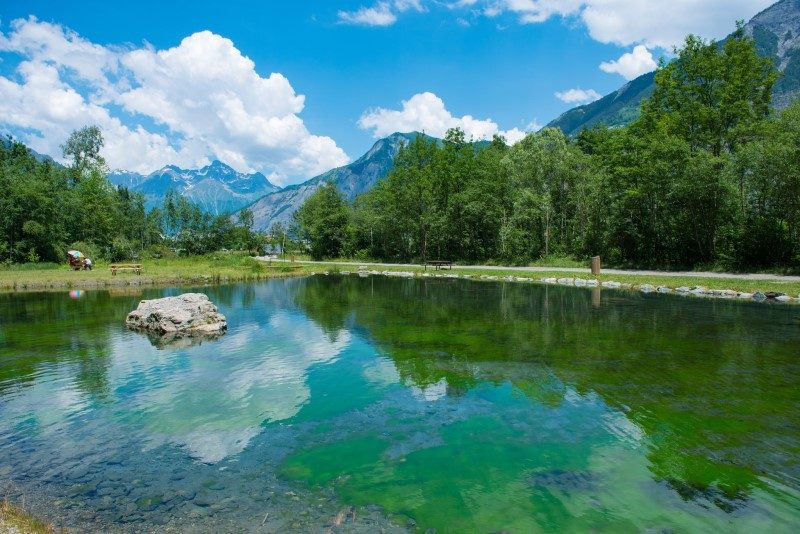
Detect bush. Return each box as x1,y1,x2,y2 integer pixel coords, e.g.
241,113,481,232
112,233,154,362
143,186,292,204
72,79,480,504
144,244,177,259
109,237,137,262
353,249,372,261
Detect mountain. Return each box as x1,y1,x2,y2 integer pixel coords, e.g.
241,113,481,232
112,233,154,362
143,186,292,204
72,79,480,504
248,132,422,231
749,0,800,108
108,160,279,215
546,72,655,137
548,0,800,136
1,136,60,165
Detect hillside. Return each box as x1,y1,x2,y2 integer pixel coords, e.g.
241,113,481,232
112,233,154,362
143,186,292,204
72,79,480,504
108,160,278,215
546,72,655,137
248,132,423,231
548,0,800,135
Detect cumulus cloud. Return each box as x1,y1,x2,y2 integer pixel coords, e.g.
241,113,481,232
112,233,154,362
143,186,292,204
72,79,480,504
338,0,426,26
599,45,657,80
359,91,528,143
0,17,118,90
554,88,601,104
0,17,349,184
455,0,773,49
0,59,199,173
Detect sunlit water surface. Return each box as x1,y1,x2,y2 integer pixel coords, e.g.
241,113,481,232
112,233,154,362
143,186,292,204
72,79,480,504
1,276,799,532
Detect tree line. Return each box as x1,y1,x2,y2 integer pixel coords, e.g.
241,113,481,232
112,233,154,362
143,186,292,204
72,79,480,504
295,25,800,271
0,126,262,264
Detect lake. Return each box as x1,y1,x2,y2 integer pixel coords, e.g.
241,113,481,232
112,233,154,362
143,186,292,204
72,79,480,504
1,276,799,532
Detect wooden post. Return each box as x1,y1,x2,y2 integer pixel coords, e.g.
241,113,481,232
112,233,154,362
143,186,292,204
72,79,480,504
591,256,601,276
592,286,601,308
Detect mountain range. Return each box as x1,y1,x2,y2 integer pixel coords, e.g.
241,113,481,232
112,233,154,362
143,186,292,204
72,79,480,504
108,160,279,215
548,0,800,136
247,132,421,231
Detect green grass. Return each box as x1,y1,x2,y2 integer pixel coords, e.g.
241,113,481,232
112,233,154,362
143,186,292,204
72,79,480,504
0,252,315,292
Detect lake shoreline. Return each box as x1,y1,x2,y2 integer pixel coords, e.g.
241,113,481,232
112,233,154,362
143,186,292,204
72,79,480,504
0,254,315,293
2,260,800,303
278,258,800,304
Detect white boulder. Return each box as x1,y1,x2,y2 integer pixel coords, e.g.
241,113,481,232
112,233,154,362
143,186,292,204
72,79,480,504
126,293,227,335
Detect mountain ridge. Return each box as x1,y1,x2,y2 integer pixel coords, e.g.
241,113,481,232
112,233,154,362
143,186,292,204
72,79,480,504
108,160,279,215
547,0,800,136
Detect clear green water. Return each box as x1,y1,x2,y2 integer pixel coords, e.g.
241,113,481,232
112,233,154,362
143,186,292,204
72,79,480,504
1,276,799,532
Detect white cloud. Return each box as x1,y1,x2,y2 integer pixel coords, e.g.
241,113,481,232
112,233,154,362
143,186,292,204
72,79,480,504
526,119,543,131
395,0,426,12
502,128,527,144
599,45,657,80
457,1,774,49
0,16,117,90
554,88,601,104
0,60,199,173
498,0,585,24
0,18,349,184
338,2,398,26
580,0,773,49
358,91,527,144
338,0,426,26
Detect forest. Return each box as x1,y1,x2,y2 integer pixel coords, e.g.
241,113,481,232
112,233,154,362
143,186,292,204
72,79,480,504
0,126,261,264
295,26,800,271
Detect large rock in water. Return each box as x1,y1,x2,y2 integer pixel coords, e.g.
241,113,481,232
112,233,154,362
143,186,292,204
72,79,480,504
126,293,227,335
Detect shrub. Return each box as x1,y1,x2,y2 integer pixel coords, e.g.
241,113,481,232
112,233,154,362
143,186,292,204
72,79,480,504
144,244,177,259
109,237,137,262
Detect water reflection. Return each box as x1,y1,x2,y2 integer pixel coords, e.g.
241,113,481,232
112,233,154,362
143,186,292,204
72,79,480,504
0,277,799,532
290,276,800,519
0,283,350,464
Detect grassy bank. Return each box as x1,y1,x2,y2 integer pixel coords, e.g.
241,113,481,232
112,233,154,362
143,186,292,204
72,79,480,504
297,262,800,297
0,253,314,292
0,500,54,533
2,254,800,297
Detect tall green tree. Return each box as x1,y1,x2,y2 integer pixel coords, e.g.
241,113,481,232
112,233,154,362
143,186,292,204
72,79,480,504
61,125,106,182
731,100,800,267
294,182,351,259
642,25,778,157
501,128,592,261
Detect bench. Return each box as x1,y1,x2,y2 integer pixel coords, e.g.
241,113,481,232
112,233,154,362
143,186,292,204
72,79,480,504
426,260,453,270
110,263,142,275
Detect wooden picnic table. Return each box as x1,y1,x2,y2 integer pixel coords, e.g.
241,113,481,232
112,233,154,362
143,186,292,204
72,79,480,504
110,263,142,275
425,260,453,270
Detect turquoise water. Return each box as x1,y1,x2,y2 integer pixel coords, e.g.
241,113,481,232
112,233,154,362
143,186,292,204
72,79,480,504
1,276,799,532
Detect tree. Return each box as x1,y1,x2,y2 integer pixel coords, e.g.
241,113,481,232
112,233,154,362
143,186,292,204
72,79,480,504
502,128,592,261
294,182,351,260
730,100,800,268
62,125,106,181
641,25,778,157
236,208,260,253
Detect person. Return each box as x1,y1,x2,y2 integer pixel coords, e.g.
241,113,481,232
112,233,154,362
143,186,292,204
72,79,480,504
84,258,93,271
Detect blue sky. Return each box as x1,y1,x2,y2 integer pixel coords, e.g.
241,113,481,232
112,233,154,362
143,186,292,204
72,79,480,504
0,0,775,185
